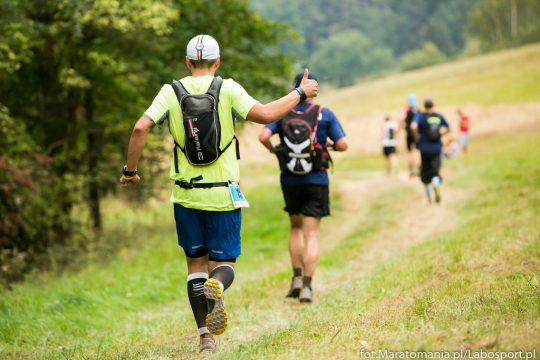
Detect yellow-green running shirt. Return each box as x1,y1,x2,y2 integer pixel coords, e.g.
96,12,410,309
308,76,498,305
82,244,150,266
144,75,258,211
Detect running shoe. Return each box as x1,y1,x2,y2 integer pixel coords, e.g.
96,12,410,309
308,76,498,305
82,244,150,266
299,286,314,303
286,276,303,298
204,278,227,335
433,186,441,203
199,333,216,352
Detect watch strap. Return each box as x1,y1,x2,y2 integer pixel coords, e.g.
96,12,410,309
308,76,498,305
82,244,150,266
123,165,137,177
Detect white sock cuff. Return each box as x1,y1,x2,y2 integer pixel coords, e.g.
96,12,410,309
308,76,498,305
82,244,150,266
187,272,208,282
198,327,209,336
213,264,234,272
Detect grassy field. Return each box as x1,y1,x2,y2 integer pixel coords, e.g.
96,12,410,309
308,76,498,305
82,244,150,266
320,43,540,116
217,132,540,359
1,45,539,359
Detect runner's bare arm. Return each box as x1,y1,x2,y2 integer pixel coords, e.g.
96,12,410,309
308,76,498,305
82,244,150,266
334,138,348,151
410,122,419,143
258,128,276,153
246,69,318,124
120,115,155,186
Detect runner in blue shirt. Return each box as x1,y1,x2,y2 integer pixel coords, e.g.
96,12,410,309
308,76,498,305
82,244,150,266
259,72,347,303
411,99,450,203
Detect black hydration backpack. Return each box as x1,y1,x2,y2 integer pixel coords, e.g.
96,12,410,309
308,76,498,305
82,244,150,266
275,104,329,175
425,114,443,141
171,76,237,166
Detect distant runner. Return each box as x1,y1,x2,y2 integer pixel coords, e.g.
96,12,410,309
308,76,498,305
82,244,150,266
381,116,399,176
411,99,450,203
119,34,318,352
258,72,347,303
402,94,420,177
457,109,470,154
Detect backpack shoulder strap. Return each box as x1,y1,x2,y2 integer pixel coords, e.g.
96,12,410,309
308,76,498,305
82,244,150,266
208,76,238,159
206,76,223,103
310,105,322,142
171,80,189,104
170,80,189,171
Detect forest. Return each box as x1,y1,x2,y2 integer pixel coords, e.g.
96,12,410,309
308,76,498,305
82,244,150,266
253,0,540,86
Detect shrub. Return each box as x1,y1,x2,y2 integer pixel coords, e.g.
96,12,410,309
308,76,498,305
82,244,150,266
0,106,78,283
400,42,448,71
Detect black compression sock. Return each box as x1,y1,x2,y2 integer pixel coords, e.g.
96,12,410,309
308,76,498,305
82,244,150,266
293,268,302,277
303,276,312,289
187,273,208,331
209,264,235,291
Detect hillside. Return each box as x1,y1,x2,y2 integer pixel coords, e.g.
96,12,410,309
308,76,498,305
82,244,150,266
239,44,540,159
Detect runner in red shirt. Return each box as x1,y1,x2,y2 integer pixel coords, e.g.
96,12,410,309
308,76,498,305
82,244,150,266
458,109,470,154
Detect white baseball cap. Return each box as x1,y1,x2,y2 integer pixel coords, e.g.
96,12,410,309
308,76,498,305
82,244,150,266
186,34,220,60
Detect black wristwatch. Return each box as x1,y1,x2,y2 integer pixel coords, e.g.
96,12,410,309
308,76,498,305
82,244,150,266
295,87,307,102
123,165,138,177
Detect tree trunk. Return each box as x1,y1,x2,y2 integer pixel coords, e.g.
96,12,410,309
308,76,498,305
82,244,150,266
85,90,102,233
510,0,518,39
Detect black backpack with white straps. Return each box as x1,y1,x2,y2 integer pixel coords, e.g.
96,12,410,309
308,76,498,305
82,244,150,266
275,104,330,175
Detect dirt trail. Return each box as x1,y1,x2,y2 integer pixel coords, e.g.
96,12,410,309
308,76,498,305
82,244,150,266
318,172,466,292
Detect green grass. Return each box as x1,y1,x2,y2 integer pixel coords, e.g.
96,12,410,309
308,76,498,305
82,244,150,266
2,130,537,358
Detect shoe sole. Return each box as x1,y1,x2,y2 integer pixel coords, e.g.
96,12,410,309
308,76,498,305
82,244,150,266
299,297,312,303
204,278,227,335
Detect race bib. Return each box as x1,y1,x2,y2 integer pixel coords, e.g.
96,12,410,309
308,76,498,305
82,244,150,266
228,182,249,208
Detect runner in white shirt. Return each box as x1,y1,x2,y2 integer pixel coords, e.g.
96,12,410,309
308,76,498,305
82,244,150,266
381,116,399,176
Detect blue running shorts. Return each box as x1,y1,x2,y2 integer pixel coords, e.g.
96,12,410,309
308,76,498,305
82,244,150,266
173,204,242,261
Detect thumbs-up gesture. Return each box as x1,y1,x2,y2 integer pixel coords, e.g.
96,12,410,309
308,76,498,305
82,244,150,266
298,68,318,99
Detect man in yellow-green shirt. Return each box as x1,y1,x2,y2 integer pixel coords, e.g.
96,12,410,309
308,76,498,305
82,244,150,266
120,34,318,352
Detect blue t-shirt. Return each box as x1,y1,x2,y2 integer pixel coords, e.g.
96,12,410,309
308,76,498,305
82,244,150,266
413,111,449,154
265,102,346,186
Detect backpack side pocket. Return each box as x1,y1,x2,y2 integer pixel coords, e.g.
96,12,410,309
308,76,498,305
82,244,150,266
274,144,289,172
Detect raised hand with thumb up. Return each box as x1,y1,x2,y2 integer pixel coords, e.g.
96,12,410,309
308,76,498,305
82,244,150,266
298,68,318,100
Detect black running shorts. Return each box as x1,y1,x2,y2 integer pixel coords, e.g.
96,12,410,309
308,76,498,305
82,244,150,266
383,146,396,157
281,184,330,218
420,152,442,184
